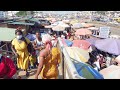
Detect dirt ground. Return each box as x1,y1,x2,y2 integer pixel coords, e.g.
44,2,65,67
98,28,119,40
91,21,120,36
13,61,63,79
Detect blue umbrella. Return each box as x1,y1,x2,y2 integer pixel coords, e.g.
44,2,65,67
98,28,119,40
72,59,104,79
95,38,120,55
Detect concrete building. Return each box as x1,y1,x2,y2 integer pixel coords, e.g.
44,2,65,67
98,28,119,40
0,11,7,20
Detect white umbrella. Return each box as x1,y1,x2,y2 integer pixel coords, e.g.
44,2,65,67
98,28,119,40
45,25,54,28
71,23,83,29
52,25,65,31
87,27,99,30
58,23,70,28
62,20,70,23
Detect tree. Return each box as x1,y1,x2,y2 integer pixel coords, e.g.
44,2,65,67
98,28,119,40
16,11,27,16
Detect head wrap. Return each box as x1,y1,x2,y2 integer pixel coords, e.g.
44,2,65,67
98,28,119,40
42,34,52,49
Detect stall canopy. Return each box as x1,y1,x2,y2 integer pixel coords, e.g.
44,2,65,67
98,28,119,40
8,22,35,26
0,27,16,41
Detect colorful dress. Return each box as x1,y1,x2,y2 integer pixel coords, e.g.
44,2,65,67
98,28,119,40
12,38,30,70
0,56,16,78
40,47,61,79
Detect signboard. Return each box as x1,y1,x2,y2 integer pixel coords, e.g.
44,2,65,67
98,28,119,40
99,27,110,38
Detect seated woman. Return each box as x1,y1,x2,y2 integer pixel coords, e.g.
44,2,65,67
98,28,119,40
0,54,16,79
35,34,61,79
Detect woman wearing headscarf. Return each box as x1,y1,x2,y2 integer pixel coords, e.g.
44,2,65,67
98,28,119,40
11,30,33,77
35,34,61,79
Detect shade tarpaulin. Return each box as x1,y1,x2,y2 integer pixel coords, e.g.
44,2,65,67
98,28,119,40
0,27,16,41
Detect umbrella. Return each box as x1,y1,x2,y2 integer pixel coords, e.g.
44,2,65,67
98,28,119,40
45,25,54,28
99,65,120,79
52,25,65,31
87,27,99,30
73,60,104,79
62,20,70,23
61,39,73,47
75,29,92,36
58,23,70,28
71,23,83,29
86,37,100,45
70,20,79,24
51,19,56,23
72,40,91,50
81,23,94,28
65,47,89,63
95,38,120,55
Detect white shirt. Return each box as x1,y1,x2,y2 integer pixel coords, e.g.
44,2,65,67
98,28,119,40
34,39,43,56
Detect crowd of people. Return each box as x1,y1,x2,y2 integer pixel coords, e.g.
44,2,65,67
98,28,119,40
0,22,120,79
0,28,61,79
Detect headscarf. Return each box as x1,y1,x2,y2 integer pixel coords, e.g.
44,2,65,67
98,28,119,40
42,34,52,50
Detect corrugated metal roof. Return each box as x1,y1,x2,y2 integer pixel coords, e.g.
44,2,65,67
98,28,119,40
8,22,35,26
0,27,16,41
28,18,39,22
2,21,14,24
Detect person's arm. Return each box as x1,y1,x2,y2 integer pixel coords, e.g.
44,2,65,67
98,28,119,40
4,58,17,79
11,39,18,57
11,45,18,58
33,40,43,50
35,52,45,79
35,57,44,79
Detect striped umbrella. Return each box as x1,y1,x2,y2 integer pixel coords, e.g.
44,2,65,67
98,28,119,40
65,47,89,63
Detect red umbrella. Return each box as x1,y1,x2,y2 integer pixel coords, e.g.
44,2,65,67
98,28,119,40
75,29,92,36
72,40,91,50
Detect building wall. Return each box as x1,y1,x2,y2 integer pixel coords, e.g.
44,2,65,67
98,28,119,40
0,11,7,19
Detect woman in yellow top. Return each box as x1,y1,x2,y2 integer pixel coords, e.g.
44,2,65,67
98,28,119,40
35,34,61,79
11,30,33,77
